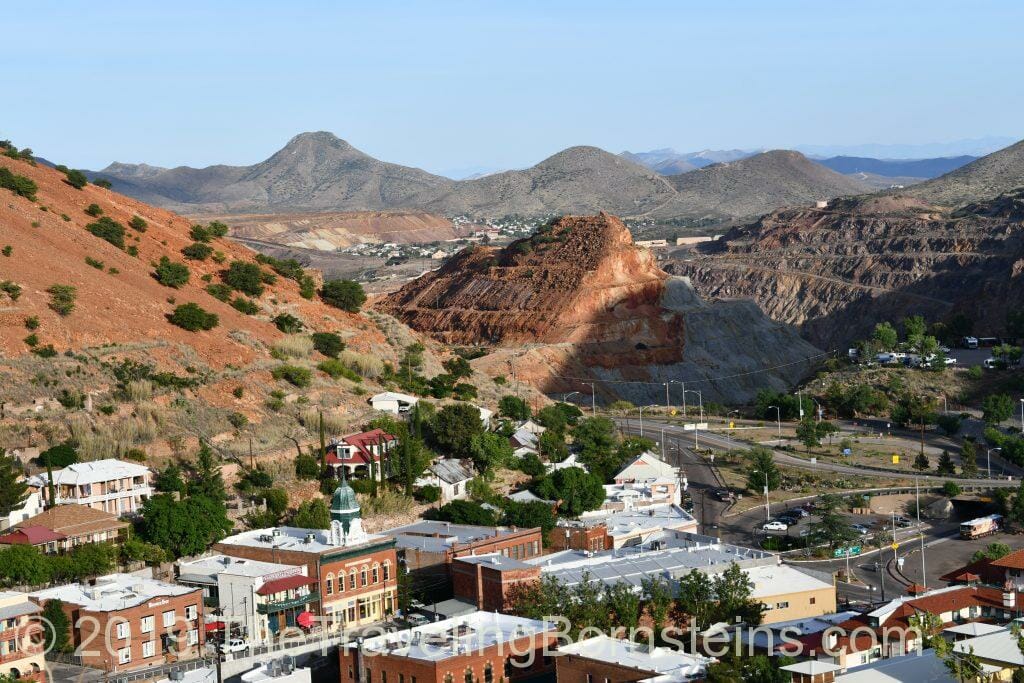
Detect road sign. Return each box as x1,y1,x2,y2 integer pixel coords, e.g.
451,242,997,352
810,457,817,465
842,448,852,456
891,542,899,550
729,421,735,429
892,454,900,464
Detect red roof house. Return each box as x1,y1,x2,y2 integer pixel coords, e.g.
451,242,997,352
324,429,397,480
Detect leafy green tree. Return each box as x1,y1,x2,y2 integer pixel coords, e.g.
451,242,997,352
1007,479,1024,530
224,261,266,296
971,542,1011,563
746,447,781,493
426,500,496,526
187,443,228,501
914,451,930,471
41,599,71,653
0,455,27,518
676,569,716,630
469,431,513,473
0,544,51,586
320,279,366,312
442,356,472,379
942,481,961,497
64,169,88,189
168,302,218,331
120,537,167,565
713,562,765,626
534,467,605,516
498,395,531,421
311,332,344,358
538,430,568,462
936,414,962,436
69,542,115,579
937,451,956,475
291,498,330,529
154,462,185,493
808,493,858,549
153,256,190,288
873,321,899,350
261,488,289,519
796,418,821,449
502,500,557,541
39,441,79,468
604,582,641,632
431,403,485,459
961,441,979,477
85,217,126,248
983,393,1015,425
641,576,675,643
572,416,621,481
535,405,569,434
294,451,319,480
391,433,432,496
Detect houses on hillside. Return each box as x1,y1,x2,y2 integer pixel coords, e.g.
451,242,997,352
28,459,153,515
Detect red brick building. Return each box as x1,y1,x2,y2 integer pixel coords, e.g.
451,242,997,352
451,555,541,612
548,524,610,553
29,574,204,672
339,611,556,683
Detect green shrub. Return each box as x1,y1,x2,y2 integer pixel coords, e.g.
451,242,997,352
190,224,213,242
224,261,266,296
182,242,213,260
129,215,148,232
0,166,38,200
318,359,362,382
1,281,23,301
168,303,219,331
232,386,244,399
126,245,138,257
93,179,112,189
231,297,260,315
32,344,58,358
311,332,345,358
64,169,88,189
85,217,125,248
24,316,38,330
207,221,229,238
84,204,103,217
85,256,104,270
1,246,10,257
416,485,441,503
272,364,312,387
320,279,366,312
205,283,232,301
272,313,304,333
23,333,38,347
47,285,76,316
153,256,190,288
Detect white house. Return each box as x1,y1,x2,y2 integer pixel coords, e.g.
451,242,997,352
369,392,419,415
29,458,153,515
545,453,586,474
415,459,475,502
0,489,43,531
475,405,494,428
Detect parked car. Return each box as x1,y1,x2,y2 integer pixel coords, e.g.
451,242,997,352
850,523,871,535
713,488,736,502
763,520,789,531
220,638,249,655
894,516,914,528
786,507,810,518
406,613,431,627
777,513,802,524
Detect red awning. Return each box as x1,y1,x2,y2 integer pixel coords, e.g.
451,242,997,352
257,574,318,596
296,612,315,628
204,621,225,632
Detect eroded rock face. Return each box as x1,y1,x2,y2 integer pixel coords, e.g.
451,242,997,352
666,192,1024,349
379,213,820,403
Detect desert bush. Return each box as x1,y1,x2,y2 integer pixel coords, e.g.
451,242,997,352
231,297,260,315
85,217,125,248
182,242,213,260
85,256,104,270
129,216,148,232
47,285,76,316
205,283,232,302
153,257,190,288
224,261,266,296
272,335,314,358
1,281,23,301
85,204,103,217
338,350,384,378
168,303,219,331
64,169,88,189
311,332,344,358
272,364,312,388
318,359,362,382
272,313,304,334
0,167,38,200
320,280,366,312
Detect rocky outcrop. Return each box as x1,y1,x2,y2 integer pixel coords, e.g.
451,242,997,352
379,213,820,403
666,192,1024,349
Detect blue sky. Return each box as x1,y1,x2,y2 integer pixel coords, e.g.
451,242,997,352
4,1,1023,176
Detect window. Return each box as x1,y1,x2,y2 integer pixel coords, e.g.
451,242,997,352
326,574,334,595
187,629,198,645
465,668,473,683
162,610,175,627
349,571,357,590
776,601,789,610
116,622,129,639
586,676,592,683
360,566,368,587
484,664,494,683
372,565,379,583
399,676,404,683
140,616,154,634
382,673,387,683
383,563,391,581
142,641,155,658
118,647,131,664
185,605,197,621
809,597,816,605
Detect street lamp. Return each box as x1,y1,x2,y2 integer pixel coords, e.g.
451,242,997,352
684,389,704,424
582,383,597,416
753,469,770,523
669,380,686,417
987,447,1002,479
562,391,580,405
768,405,782,439
638,405,646,438
937,394,948,414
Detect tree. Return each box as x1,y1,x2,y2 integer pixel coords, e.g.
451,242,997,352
572,417,621,482
961,441,979,477
320,279,366,312
604,582,641,632
294,451,319,480
1007,480,1024,530
746,447,781,494
140,494,232,557
39,441,78,468
913,451,930,471
392,434,431,496
937,450,956,475
311,332,344,358
431,403,485,459
676,569,716,631
641,576,674,642
154,462,185,493
808,493,858,549
291,499,330,529
272,313,304,333
498,395,531,421
873,321,899,350
468,431,513,473
971,542,1011,563
129,215,148,232
188,443,228,501
538,430,568,462
0,544,51,586
169,303,218,331
795,418,821,450
983,393,1015,425
64,169,88,189
442,356,472,379
936,414,962,436
534,468,605,517
535,405,569,434
502,501,557,541
427,500,496,526
153,257,190,288
942,481,961,497
41,599,71,653
224,261,266,296
0,455,27,519
713,562,764,626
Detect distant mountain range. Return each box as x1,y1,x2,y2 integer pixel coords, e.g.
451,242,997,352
91,132,878,224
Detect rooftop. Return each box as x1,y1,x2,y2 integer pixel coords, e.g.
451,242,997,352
352,611,551,662
453,553,535,571
577,504,695,538
558,635,710,681
0,525,66,545
833,649,954,682
31,573,197,612
744,564,834,599
14,504,128,537
31,458,150,487
615,451,679,482
216,526,387,555
177,555,302,584
385,521,532,554
953,627,1024,666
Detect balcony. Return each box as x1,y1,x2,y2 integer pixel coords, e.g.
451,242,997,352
257,591,319,614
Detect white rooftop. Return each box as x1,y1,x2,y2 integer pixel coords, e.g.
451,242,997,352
177,555,299,583
953,627,1024,666
32,458,150,486
385,521,525,553
31,573,196,612
371,392,419,404
834,649,954,683
217,526,387,554
558,635,710,681
353,611,551,662
615,452,679,482
943,622,1005,638
156,668,216,683
576,505,696,538
743,564,834,599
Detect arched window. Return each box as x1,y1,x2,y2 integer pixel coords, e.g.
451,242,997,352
443,674,453,683
464,667,473,683
372,564,379,584
382,562,391,581
360,566,368,586
483,663,493,683
349,570,357,590
325,574,334,595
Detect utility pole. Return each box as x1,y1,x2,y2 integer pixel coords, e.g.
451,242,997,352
583,382,596,415
916,477,926,589
664,382,670,411
638,406,645,438
769,405,781,439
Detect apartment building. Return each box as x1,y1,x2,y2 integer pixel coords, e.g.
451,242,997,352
29,459,153,515
0,592,46,683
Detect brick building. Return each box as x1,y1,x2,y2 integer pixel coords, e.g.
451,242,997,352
451,555,541,612
339,611,556,683
29,574,204,672
384,521,542,597
213,481,398,632
0,591,46,683
555,635,710,682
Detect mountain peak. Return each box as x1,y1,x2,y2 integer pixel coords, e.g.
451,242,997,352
281,131,356,153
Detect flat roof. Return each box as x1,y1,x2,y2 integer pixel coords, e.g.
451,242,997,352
385,521,531,554
577,505,696,537
32,459,150,486
31,573,197,612
454,554,534,571
178,555,301,584
527,531,773,590
743,564,834,599
559,635,710,681
354,611,551,662
216,527,388,555
834,649,952,682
